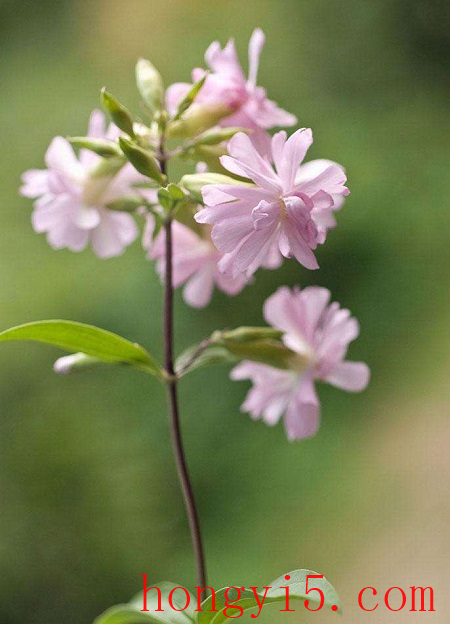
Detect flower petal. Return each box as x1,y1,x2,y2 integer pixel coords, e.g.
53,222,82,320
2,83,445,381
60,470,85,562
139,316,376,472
326,361,370,392
248,28,265,86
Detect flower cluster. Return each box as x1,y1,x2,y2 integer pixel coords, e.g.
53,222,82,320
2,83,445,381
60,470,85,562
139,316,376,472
20,28,369,440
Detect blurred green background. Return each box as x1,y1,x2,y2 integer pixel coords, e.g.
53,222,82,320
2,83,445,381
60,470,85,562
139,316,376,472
1,1,449,622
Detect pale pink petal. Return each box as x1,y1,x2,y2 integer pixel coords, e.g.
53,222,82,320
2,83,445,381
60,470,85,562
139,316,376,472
46,217,89,252
283,221,319,270
205,38,245,82
165,82,192,115
20,170,49,198
279,128,313,191
87,109,106,138
326,361,370,392
72,205,101,230
226,132,281,188
90,211,138,258
211,214,254,253
295,161,349,197
248,28,265,86
44,137,83,181
271,131,288,174
284,376,320,440
183,265,215,308
195,199,253,226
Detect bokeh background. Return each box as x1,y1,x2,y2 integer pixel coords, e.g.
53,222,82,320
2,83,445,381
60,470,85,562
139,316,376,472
1,1,449,622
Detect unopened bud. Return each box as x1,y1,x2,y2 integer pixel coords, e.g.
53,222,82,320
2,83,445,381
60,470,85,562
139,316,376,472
136,59,164,116
68,136,122,157
54,353,102,375
119,137,165,183
193,127,245,146
181,172,246,202
107,196,145,212
167,103,232,139
101,88,135,138
213,328,311,372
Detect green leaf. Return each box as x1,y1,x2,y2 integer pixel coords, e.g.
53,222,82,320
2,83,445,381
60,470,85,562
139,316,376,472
198,569,341,623
129,582,196,623
68,136,122,157
101,88,136,138
93,605,169,624
94,582,197,624
119,137,165,183
0,320,162,377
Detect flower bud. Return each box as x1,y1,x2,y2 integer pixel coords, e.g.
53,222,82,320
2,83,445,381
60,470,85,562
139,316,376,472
68,136,122,158
107,196,144,212
181,172,243,202
219,327,283,343
212,328,311,372
101,88,135,138
167,102,232,139
119,137,165,183
136,59,164,116
54,353,102,375
192,127,245,146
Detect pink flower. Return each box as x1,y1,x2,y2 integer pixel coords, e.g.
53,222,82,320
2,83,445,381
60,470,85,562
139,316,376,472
144,218,250,308
195,130,349,277
166,29,296,133
231,286,370,440
20,111,142,258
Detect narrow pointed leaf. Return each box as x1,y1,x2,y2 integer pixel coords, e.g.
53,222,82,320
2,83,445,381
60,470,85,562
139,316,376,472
172,74,207,121
0,320,162,376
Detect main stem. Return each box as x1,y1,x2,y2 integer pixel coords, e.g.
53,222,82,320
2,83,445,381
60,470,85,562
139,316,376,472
159,134,208,597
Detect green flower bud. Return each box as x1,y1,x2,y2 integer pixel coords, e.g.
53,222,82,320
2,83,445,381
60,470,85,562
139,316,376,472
181,172,251,203
192,127,245,146
136,58,164,116
167,102,232,139
212,328,311,372
101,88,135,138
54,353,102,375
68,136,122,158
119,137,165,183
106,196,145,212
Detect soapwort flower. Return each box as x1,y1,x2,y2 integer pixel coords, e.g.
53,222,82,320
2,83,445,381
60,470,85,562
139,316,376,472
20,111,142,258
166,29,296,134
195,130,349,277
231,286,370,440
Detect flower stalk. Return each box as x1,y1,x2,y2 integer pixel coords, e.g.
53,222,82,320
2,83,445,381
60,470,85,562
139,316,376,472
158,133,208,598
